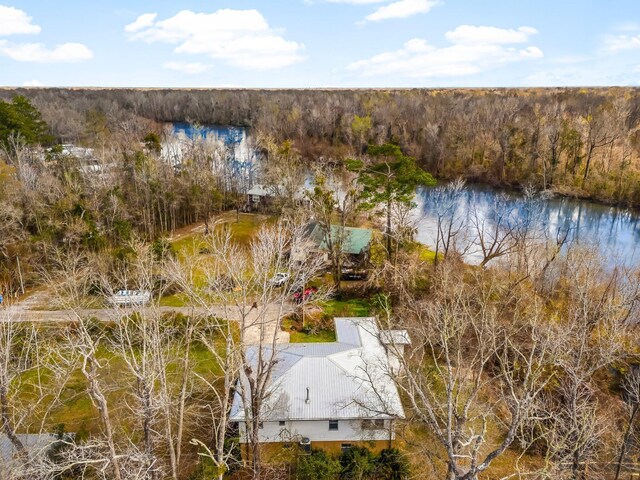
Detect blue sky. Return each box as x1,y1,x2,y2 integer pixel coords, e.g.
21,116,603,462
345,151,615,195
0,0,639,87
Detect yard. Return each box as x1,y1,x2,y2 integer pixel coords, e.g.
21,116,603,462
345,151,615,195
161,212,276,307
281,297,374,343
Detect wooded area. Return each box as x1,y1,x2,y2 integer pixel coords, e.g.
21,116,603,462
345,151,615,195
1,89,640,480
2,87,640,207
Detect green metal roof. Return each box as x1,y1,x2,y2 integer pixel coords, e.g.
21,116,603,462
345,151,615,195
307,222,372,255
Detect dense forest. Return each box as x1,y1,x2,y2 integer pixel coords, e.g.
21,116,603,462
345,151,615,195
2,87,640,206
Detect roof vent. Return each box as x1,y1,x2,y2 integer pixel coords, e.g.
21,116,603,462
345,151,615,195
305,387,310,404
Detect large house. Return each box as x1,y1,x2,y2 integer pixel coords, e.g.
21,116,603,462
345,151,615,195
230,317,409,456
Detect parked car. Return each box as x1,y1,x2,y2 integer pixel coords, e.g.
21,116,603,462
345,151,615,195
109,290,151,306
269,272,290,287
293,286,318,303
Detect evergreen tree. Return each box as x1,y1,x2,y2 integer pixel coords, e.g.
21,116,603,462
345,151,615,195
347,143,435,258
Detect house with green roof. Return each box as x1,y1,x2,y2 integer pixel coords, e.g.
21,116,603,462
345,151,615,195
294,221,373,269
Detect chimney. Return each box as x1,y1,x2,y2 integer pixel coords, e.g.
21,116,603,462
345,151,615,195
305,387,310,404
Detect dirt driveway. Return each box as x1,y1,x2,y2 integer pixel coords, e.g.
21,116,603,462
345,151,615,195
2,299,292,344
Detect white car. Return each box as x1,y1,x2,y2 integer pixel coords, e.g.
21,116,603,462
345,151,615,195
109,290,151,306
269,272,290,287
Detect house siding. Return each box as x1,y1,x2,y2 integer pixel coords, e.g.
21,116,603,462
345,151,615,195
238,419,395,444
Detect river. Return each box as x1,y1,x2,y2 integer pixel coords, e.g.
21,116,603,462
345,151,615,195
164,122,255,166
414,184,640,268
170,124,640,269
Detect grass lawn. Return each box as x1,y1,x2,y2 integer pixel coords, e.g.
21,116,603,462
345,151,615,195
17,324,228,440
280,298,374,343
320,298,372,318
159,293,191,307
164,212,276,304
418,245,438,262
290,329,336,343
171,212,275,255
281,316,337,343
214,212,276,246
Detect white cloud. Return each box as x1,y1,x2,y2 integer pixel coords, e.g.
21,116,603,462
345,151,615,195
163,61,211,74
524,65,635,87
125,13,157,33
604,34,640,52
22,79,42,86
0,5,92,64
365,0,439,21
0,5,40,35
126,9,305,70
347,26,542,78
445,25,537,45
0,41,93,62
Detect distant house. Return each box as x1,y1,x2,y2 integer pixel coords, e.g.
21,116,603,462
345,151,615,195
230,317,407,457
245,184,313,212
245,184,274,211
293,221,373,270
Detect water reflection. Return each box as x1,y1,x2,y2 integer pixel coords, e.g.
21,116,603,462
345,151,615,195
165,126,640,268
414,184,640,268
164,123,258,191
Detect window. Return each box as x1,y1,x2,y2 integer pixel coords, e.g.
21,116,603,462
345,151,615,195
329,420,339,431
362,419,386,430
341,443,352,452
279,421,286,426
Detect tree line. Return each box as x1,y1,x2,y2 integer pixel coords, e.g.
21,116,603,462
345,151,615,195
2,87,640,206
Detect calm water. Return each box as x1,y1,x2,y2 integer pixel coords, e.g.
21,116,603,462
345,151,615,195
165,123,255,165
168,125,640,268
414,184,640,268
165,123,257,187
172,122,249,146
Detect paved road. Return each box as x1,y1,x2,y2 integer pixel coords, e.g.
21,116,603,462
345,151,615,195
1,302,292,344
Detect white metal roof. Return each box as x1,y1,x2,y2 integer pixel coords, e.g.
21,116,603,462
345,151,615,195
380,329,412,345
247,184,271,196
230,317,405,422
0,433,59,463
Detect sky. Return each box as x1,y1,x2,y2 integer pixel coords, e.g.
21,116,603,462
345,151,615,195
0,0,639,88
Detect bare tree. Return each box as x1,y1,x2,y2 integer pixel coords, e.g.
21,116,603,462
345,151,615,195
530,249,632,479
170,221,328,479
388,265,556,480
614,366,640,480
432,178,467,265
469,193,519,268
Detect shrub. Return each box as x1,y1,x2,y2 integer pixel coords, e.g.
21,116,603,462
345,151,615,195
297,449,341,480
375,448,410,480
340,446,375,479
